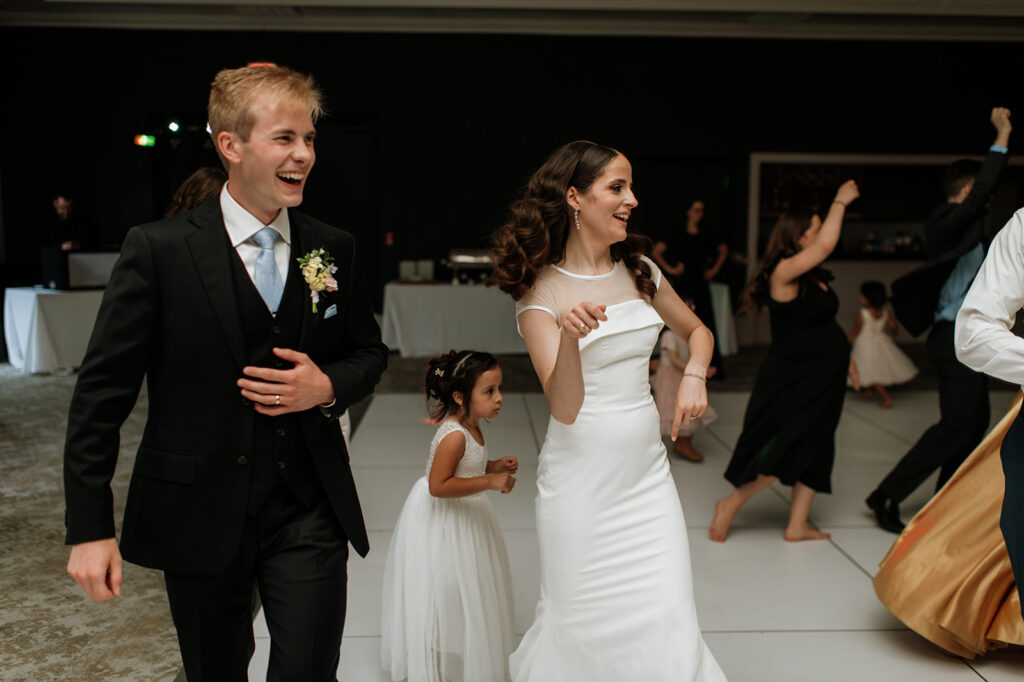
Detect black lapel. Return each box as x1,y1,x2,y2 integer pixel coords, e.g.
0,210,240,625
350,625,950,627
291,212,320,351
185,199,248,372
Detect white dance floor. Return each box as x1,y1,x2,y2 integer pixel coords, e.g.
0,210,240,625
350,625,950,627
250,390,1024,681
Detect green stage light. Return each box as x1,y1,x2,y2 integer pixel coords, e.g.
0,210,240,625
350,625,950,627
134,134,156,147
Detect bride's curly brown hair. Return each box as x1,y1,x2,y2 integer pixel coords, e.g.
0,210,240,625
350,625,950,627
487,140,655,301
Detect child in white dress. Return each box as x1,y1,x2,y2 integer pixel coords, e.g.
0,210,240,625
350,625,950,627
848,280,918,408
652,300,719,461
381,350,518,682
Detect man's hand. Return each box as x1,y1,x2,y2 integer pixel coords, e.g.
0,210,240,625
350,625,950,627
992,107,1012,147
238,347,335,416
67,538,122,601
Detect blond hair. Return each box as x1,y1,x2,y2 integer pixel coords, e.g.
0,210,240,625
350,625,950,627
207,65,324,144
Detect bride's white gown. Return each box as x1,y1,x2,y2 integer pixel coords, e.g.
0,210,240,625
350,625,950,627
511,257,726,681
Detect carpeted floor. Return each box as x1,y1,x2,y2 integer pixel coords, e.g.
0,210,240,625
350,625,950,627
0,365,180,681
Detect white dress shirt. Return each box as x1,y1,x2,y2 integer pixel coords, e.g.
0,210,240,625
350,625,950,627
956,207,1024,389
220,183,291,284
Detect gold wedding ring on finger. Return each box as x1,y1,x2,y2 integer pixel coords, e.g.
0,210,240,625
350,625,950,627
578,323,587,334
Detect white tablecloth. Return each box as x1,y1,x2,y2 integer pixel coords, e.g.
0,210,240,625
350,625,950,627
3,288,104,374
709,282,738,357
382,282,526,358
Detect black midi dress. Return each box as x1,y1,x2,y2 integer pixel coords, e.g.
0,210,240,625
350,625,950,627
725,271,850,493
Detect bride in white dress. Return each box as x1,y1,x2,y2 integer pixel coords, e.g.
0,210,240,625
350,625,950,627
489,141,727,681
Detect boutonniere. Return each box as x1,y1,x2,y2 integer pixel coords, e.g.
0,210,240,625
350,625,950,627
297,248,338,313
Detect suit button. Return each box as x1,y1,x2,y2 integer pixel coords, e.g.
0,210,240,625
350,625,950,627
277,461,287,470
272,325,282,335
237,455,248,466
241,397,252,406
275,427,286,437
274,360,285,368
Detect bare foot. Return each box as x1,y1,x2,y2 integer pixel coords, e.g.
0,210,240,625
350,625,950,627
879,398,893,409
859,387,875,398
710,497,739,542
783,525,831,542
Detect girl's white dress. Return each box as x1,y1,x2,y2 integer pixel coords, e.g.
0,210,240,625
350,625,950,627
510,257,726,681
380,419,514,682
850,307,918,387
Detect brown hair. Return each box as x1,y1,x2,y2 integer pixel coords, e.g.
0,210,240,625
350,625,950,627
487,140,655,301
208,64,324,145
425,350,500,421
740,210,814,311
164,166,227,217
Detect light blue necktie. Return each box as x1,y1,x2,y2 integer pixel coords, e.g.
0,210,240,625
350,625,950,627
252,227,284,314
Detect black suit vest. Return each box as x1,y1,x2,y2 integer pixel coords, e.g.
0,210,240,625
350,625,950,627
228,236,323,515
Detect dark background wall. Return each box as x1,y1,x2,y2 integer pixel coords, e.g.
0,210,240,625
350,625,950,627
1,27,1021,300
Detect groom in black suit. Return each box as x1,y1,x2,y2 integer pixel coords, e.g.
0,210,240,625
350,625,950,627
64,64,387,680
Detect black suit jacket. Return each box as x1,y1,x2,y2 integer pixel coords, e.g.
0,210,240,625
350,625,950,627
924,149,1008,261
63,198,387,574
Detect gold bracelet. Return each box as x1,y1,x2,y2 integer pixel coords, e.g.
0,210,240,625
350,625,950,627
683,372,707,382
833,199,847,207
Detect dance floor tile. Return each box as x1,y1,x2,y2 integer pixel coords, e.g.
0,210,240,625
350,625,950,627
253,605,268,638
703,391,750,426
968,645,1024,681
354,467,427,531
702,630,981,682
504,530,542,634
705,422,741,451
350,423,438,468
488,466,540,531
826,527,901,577
689,528,903,632
801,462,938,528
834,419,914,465
346,531,392,637
480,424,540,463
241,387,1024,681
672,463,792,530
355,393,433,425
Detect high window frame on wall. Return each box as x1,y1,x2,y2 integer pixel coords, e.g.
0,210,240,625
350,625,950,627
746,152,1024,281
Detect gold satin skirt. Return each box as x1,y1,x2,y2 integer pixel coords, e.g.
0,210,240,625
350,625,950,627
873,392,1024,658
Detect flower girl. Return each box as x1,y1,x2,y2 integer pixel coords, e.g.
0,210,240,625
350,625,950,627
381,350,517,682
848,280,918,408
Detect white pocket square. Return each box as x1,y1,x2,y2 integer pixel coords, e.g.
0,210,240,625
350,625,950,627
324,304,338,319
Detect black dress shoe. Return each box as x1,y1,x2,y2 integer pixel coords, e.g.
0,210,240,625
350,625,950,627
866,490,905,534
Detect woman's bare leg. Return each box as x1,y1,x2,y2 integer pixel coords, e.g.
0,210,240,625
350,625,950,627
710,475,777,542
784,482,830,541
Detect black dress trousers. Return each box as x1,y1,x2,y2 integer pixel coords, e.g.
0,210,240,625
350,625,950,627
1000,406,1024,620
164,483,349,682
877,321,990,502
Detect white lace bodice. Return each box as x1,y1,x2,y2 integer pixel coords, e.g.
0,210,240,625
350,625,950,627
515,255,662,331
516,255,665,412
426,419,488,478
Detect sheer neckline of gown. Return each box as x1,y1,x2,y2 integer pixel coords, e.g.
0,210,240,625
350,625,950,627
551,262,619,280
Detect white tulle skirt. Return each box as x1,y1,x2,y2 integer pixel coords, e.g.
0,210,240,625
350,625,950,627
849,333,918,387
381,477,514,682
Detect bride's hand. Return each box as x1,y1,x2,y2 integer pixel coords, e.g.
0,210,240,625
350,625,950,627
563,302,608,339
672,374,708,440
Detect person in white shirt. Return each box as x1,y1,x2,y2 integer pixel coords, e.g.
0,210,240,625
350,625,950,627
955,207,1024,620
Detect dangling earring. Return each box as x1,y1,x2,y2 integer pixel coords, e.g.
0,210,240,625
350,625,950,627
574,209,581,231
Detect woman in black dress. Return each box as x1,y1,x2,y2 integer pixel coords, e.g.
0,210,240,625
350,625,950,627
652,200,728,378
710,179,859,542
